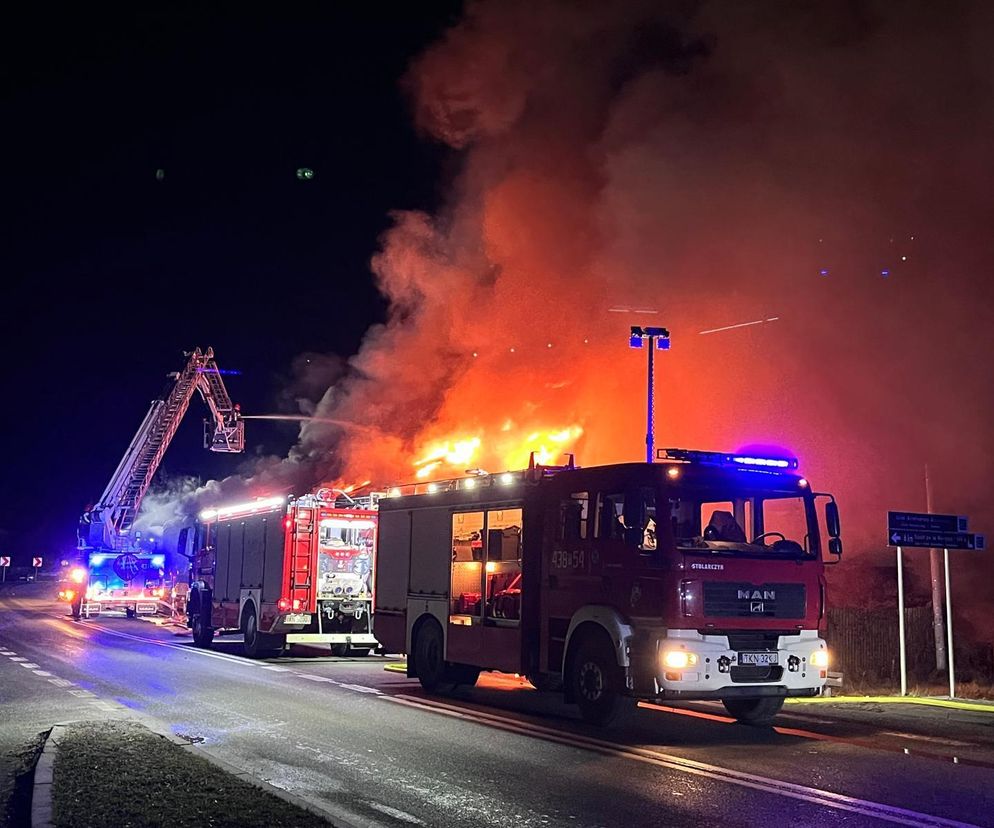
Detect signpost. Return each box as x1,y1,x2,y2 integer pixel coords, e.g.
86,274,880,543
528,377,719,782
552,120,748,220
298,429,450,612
0,556,8,583
32,556,42,579
887,511,984,699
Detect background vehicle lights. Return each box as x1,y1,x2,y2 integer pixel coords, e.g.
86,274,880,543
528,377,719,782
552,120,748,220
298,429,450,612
500,473,514,485
798,478,809,488
463,478,477,489
666,467,680,479
810,650,830,668
427,483,438,493
662,650,698,669
69,567,86,584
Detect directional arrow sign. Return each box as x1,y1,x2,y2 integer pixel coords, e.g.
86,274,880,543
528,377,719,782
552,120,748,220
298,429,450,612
888,511,967,534
888,530,984,550
32,556,43,568
0,556,9,567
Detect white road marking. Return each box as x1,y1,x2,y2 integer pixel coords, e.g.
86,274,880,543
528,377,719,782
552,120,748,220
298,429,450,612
68,689,96,698
0,650,15,656
260,665,293,672
367,801,427,825
9,656,27,662
48,678,74,687
384,695,978,828
20,662,40,669
33,670,53,677
338,683,383,695
299,674,336,682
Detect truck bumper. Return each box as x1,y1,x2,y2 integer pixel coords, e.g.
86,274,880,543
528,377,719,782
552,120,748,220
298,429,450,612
644,629,828,700
284,633,378,646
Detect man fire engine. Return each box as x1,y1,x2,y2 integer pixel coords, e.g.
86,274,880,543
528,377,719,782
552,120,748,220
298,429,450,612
186,489,378,657
373,449,842,725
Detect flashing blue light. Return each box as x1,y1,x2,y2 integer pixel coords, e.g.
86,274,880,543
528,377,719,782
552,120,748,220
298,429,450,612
819,269,829,276
629,335,644,348
881,269,890,277
658,448,799,470
657,338,671,350
731,455,797,469
150,555,165,567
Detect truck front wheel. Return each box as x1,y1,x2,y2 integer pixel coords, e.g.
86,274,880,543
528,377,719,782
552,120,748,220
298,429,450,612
243,605,283,659
192,612,214,649
722,696,784,725
570,633,634,726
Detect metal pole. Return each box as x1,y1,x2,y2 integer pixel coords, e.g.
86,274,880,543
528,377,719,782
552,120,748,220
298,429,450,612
897,546,907,696
925,464,947,671
646,337,655,464
1,567,5,583
944,548,955,699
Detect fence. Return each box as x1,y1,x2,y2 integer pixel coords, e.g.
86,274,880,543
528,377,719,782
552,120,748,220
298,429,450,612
826,606,994,686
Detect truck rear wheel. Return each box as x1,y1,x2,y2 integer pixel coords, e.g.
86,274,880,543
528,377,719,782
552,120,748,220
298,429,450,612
722,696,784,725
192,612,214,649
242,605,283,659
413,618,446,692
570,633,634,726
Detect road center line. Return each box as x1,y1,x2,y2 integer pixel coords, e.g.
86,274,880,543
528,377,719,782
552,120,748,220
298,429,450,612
384,695,978,828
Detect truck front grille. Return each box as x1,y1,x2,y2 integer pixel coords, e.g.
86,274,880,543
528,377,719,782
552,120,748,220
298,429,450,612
703,582,805,619
730,665,784,683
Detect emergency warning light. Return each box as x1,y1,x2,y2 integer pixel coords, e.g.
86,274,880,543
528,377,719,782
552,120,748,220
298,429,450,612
657,448,799,470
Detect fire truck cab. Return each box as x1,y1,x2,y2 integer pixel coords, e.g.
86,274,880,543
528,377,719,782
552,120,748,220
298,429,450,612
374,450,841,725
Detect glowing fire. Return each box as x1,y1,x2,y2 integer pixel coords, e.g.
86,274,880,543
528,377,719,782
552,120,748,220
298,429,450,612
412,426,582,480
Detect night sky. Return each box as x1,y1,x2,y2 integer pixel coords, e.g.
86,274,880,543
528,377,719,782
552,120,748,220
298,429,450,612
2,4,460,563
3,2,993,638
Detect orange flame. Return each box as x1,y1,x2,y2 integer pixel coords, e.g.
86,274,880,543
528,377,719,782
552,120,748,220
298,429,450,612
411,426,582,480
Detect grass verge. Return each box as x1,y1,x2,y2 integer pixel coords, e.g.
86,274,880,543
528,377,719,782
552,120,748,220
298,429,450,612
52,720,328,828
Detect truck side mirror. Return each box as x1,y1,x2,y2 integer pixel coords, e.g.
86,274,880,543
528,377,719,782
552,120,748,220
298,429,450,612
828,537,843,558
825,501,841,538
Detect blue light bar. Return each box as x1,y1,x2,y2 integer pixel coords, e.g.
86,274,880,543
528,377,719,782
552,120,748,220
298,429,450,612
731,455,796,469
629,334,644,348
658,448,799,470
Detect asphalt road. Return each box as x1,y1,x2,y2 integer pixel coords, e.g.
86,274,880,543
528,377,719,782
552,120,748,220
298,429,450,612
2,582,993,828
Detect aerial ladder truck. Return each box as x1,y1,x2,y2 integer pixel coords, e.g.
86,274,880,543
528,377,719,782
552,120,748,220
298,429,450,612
62,348,244,619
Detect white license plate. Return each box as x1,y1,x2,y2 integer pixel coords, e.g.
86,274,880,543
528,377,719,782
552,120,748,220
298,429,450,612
284,613,311,625
740,652,778,666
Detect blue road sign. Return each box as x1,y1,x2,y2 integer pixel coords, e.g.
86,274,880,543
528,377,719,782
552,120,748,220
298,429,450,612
888,511,968,534
887,529,984,550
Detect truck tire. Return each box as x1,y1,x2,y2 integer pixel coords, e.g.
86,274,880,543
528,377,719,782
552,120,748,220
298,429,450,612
70,596,83,620
126,607,136,619
569,632,635,726
192,612,214,649
413,618,446,692
242,605,282,659
722,696,784,725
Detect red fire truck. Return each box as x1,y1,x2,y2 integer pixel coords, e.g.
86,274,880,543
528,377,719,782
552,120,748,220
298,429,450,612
373,449,842,725
186,490,378,657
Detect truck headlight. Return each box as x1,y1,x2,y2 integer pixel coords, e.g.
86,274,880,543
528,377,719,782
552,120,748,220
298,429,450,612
810,650,830,668
662,650,698,670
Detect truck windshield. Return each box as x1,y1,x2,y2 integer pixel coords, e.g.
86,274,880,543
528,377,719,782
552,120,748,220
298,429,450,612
671,491,816,559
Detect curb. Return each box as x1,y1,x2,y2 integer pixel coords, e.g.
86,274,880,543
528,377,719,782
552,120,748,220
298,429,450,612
383,662,407,674
30,724,62,828
29,714,354,828
788,695,994,713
